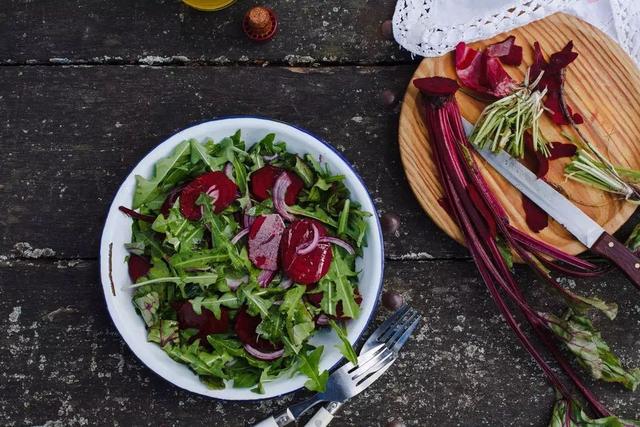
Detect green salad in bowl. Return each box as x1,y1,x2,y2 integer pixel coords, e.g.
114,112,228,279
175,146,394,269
118,130,371,394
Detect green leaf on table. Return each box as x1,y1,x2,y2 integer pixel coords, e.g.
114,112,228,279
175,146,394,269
542,310,640,391
133,140,190,209
548,395,640,427
297,346,329,392
148,320,179,347
133,292,160,327
329,319,358,365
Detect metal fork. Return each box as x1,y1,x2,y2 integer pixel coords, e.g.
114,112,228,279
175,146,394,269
254,305,421,427
303,305,421,426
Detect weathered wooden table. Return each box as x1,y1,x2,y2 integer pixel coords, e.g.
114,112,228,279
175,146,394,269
1,1,639,426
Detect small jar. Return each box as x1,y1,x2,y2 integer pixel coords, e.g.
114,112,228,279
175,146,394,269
182,0,236,12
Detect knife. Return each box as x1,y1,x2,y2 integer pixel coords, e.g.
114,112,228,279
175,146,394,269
475,145,640,287
303,305,421,427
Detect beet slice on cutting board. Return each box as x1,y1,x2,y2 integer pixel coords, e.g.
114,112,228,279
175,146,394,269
234,307,282,352
174,301,230,344
128,254,151,282
249,165,304,205
179,171,239,220
280,219,333,284
248,214,285,270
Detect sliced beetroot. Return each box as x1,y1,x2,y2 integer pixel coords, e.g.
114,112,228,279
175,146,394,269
524,134,576,179
523,195,549,233
234,307,282,352
250,165,304,205
530,41,582,125
486,35,523,66
250,165,282,201
248,214,285,270
174,301,230,344
455,42,515,98
281,219,333,285
179,171,238,220
413,76,459,97
283,171,304,205
128,254,151,282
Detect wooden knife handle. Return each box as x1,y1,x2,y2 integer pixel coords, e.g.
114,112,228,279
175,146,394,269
591,232,640,289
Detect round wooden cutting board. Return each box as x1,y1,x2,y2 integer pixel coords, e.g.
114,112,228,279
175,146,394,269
399,12,640,256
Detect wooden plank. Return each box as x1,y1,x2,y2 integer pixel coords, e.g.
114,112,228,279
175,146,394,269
0,64,468,261
2,259,639,426
0,0,412,65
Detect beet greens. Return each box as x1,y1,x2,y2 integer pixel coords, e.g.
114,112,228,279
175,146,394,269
414,76,639,425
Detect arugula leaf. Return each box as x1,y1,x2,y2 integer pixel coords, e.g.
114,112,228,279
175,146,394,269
287,205,338,228
319,248,360,319
280,285,307,320
152,202,204,253
294,156,315,187
199,194,251,271
133,292,160,327
134,140,190,209
190,293,240,318
329,319,358,365
256,308,285,341
207,334,246,357
542,310,640,391
169,249,228,270
190,138,226,171
148,320,179,347
297,346,329,392
242,287,273,318
337,199,350,236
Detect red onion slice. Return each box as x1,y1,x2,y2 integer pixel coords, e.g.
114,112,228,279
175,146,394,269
231,228,249,245
315,314,330,326
224,162,234,180
279,276,293,289
296,223,320,255
319,237,355,255
244,343,284,360
243,200,254,229
257,269,276,288
226,275,248,291
272,173,295,222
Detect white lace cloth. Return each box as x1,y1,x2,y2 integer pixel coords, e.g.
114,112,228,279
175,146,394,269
392,0,640,64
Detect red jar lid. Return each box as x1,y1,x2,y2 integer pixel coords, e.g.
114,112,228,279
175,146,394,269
243,6,278,42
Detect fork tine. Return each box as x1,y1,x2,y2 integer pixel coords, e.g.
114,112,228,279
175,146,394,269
377,308,417,344
354,355,396,391
349,347,393,377
391,314,421,353
340,343,385,372
364,304,410,345
352,348,394,381
383,310,420,349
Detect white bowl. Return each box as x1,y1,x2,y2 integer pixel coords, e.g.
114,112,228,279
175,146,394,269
99,116,384,400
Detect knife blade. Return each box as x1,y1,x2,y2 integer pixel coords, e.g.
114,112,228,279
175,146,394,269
475,145,640,287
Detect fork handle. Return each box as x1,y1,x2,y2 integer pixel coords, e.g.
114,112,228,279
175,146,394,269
304,402,343,427
253,409,295,427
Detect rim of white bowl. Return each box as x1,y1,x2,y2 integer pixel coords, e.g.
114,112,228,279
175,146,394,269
99,115,384,401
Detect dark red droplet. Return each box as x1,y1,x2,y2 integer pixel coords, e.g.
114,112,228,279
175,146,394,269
381,212,401,235
382,291,404,310
380,20,393,40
